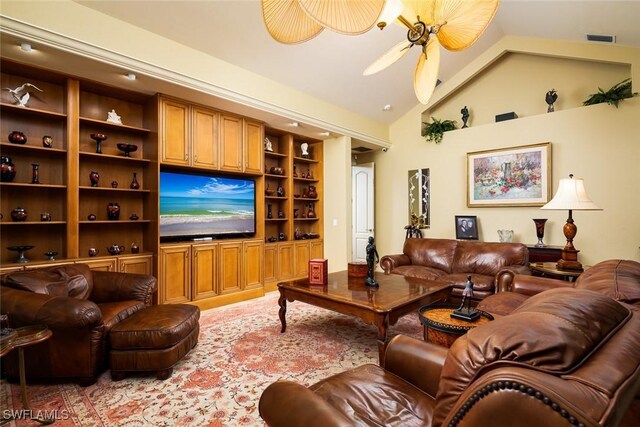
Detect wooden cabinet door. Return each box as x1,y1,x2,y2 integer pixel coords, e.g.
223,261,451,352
161,98,190,165
80,258,117,272
192,243,218,300
277,242,295,280
219,114,243,172
264,244,277,283
160,245,191,304
244,119,264,174
243,240,263,289
118,255,152,275
294,242,310,278
192,106,218,169
310,240,324,260
219,242,242,294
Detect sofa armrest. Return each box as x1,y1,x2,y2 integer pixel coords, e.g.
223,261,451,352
495,266,530,293
91,271,157,305
383,335,447,398
380,254,411,274
496,273,572,295
259,381,353,427
1,287,102,329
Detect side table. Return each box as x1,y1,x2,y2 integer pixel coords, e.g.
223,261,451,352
527,245,563,263
419,303,493,348
0,325,54,425
529,262,586,282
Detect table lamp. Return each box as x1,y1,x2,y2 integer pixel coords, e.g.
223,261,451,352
541,174,602,271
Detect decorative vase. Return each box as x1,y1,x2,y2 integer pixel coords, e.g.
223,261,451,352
40,212,51,221
31,163,40,184
307,185,318,199
131,243,140,254
11,207,27,222
293,208,299,218
1,156,16,182
533,218,548,247
88,247,99,257
267,203,273,219
278,232,286,241
90,133,107,154
306,202,316,219
89,171,99,187
42,135,53,148
111,180,118,188
293,164,297,177
277,210,285,218
129,213,139,221
306,168,312,179
294,228,304,240
130,172,140,190
87,213,97,221
276,185,284,197
107,245,125,255
8,131,27,145
107,202,120,220
497,229,514,243
45,251,58,261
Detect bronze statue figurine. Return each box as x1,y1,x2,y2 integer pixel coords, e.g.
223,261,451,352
461,106,469,128
545,89,558,113
451,275,480,321
365,236,380,287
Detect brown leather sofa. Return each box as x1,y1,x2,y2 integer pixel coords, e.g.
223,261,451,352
479,259,640,316
1,264,156,385
380,238,529,301
259,287,640,427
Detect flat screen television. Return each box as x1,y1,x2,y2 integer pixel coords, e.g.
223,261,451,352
160,171,255,241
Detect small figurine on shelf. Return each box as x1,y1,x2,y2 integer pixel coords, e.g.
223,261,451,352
264,137,273,152
88,247,99,257
276,185,285,197
31,163,40,184
111,180,118,188
4,83,42,108
106,109,122,124
365,236,380,287
451,276,481,321
293,164,298,177
40,212,51,222
301,142,309,158
461,106,470,128
545,89,558,113
306,168,312,179
277,211,285,218
278,232,286,241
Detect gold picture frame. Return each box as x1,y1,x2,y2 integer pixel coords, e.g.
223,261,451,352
467,142,551,207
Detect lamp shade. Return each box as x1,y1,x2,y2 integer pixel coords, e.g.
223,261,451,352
541,175,602,211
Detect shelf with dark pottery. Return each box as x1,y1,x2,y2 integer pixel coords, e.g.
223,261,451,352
79,220,151,224
264,173,287,179
79,151,151,163
266,218,288,221
0,103,67,119
293,197,319,201
79,186,151,193
294,218,320,221
79,116,151,134
1,183,67,189
1,221,66,226
293,156,319,164
0,143,67,155
264,151,287,158
293,177,319,183
265,196,287,200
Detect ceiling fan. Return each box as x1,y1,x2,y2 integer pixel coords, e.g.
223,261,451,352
262,0,500,104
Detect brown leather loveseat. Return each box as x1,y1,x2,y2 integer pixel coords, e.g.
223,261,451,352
381,238,529,301
1,264,156,385
259,287,640,426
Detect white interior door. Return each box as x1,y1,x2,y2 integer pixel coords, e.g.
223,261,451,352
352,163,374,262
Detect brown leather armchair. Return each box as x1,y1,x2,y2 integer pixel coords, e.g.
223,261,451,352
260,288,640,427
1,264,156,385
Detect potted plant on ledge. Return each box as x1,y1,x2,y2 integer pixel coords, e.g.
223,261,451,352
422,117,457,144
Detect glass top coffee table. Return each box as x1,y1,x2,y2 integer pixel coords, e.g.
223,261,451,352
277,271,450,365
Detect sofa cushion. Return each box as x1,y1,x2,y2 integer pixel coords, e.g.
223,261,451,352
98,301,146,333
403,239,457,274
391,265,446,281
476,292,529,316
2,264,93,299
451,241,528,276
311,364,435,426
576,259,640,307
433,288,630,426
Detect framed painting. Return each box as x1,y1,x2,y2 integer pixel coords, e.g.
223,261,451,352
467,142,551,207
455,215,478,240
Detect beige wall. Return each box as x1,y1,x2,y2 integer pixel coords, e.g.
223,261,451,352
373,52,640,266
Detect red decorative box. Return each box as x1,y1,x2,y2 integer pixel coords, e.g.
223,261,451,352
309,259,328,285
348,262,368,278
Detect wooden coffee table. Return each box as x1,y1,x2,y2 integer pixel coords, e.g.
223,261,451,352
277,271,450,364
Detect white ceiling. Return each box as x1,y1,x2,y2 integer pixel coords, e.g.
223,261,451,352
73,0,640,126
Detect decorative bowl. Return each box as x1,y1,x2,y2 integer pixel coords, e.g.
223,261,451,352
8,131,27,145
44,251,58,261
116,143,138,157
265,189,275,196
90,133,107,142
269,167,284,175
293,194,301,198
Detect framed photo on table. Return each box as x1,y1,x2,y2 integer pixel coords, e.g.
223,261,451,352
467,143,551,207
455,215,478,240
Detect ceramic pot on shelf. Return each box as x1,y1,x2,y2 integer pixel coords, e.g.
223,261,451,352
89,171,100,187
276,185,285,197
130,172,140,190
267,204,273,219
107,202,120,220
8,131,27,145
107,245,125,255
306,203,316,219
11,207,27,222
1,157,16,182
307,185,318,199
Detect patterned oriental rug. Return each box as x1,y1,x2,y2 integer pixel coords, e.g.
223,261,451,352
1,291,423,426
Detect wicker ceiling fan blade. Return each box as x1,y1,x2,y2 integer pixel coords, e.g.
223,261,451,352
402,0,436,24
413,38,441,104
363,40,413,76
262,0,324,44
298,0,385,35
434,0,499,51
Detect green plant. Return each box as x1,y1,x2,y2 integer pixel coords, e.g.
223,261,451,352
583,78,638,108
422,117,457,144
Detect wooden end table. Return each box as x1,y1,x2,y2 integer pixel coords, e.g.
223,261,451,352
529,262,587,282
278,271,450,365
419,303,493,348
0,325,54,425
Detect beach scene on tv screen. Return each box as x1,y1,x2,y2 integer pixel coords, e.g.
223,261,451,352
160,172,255,237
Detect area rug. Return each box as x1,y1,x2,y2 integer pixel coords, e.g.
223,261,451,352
0,291,423,426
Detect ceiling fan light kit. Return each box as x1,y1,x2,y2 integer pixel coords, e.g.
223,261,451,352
262,0,500,105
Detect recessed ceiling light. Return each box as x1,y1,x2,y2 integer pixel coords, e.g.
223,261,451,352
20,43,33,52
126,73,137,81
290,121,299,127
383,104,392,111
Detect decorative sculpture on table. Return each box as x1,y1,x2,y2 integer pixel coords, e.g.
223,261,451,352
545,89,558,113
461,106,470,128
300,142,309,158
405,213,423,239
264,137,273,152
451,275,480,321
365,236,380,287
4,83,42,107
106,109,122,124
